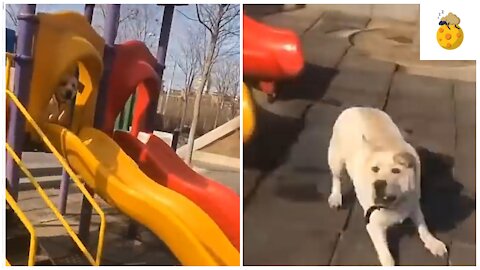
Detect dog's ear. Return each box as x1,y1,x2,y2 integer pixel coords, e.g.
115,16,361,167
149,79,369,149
77,81,85,93
393,152,416,168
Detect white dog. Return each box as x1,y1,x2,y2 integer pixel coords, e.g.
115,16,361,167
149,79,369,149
327,107,447,266
47,69,84,127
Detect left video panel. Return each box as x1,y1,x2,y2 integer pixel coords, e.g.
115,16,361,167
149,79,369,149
5,3,240,266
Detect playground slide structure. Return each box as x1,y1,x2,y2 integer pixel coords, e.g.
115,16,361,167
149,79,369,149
7,12,239,266
44,124,238,266
101,41,240,251
243,15,304,98
243,83,255,143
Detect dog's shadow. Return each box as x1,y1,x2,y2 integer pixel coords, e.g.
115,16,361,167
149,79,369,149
387,146,475,261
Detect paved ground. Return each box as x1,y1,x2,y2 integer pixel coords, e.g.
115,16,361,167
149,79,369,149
243,7,475,266
7,159,239,265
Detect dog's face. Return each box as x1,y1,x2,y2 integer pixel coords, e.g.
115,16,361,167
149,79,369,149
361,136,417,207
55,75,80,103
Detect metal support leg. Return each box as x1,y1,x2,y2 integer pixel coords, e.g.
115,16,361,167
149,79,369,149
171,128,180,151
57,170,70,214
6,4,36,201
78,186,94,243
78,4,120,244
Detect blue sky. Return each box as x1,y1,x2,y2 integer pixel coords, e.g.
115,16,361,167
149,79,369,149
5,4,239,91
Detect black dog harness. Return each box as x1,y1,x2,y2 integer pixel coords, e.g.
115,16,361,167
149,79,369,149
365,205,386,224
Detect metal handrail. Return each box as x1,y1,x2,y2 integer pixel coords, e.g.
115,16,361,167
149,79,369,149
5,88,106,265
6,190,38,266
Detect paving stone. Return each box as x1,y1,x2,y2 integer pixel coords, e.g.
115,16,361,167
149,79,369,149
130,249,179,266
451,209,476,245
17,188,59,202
244,218,339,265
275,63,339,102
244,5,286,19
243,100,307,173
454,129,476,196
385,73,455,156
288,127,331,171
98,235,149,264
449,241,476,266
304,102,343,127
310,11,371,34
453,81,475,129
453,81,476,196
331,225,382,265
245,166,351,234
339,47,397,74
288,104,343,171
396,229,448,265
324,68,393,108
261,8,323,34
39,235,77,260
243,168,262,200
252,88,311,119
51,251,91,265
301,36,350,68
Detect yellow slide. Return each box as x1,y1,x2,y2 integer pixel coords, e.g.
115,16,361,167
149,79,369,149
43,124,239,266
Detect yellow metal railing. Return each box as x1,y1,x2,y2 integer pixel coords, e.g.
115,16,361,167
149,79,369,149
6,53,13,88
5,53,106,265
6,190,38,266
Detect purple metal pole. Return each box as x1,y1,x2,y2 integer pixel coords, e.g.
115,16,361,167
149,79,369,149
84,4,95,22
78,4,120,244
58,4,97,215
146,5,175,133
6,4,37,201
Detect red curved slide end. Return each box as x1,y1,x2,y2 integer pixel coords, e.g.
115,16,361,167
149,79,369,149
243,15,304,80
113,131,240,251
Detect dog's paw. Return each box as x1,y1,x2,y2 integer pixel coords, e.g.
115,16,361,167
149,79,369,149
425,237,447,257
379,254,395,266
328,192,342,208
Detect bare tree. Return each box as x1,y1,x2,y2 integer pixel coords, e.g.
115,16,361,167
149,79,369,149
212,58,239,128
92,4,160,51
175,24,204,132
6,4,20,28
184,4,240,165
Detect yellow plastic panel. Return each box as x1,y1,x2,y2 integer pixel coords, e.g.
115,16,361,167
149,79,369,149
28,12,105,137
43,124,239,266
243,83,255,142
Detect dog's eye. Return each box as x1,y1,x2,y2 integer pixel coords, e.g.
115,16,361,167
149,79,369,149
391,168,401,174
371,166,380,173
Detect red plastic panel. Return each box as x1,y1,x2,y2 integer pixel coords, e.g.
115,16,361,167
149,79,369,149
243,15,304,80
102,40,159,135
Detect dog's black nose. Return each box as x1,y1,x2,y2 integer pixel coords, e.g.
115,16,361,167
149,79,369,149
65,91,72,99
374,180,387,191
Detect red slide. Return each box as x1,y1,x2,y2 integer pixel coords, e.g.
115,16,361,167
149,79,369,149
103,41,240,250
113,131,240,250
243,15,304,81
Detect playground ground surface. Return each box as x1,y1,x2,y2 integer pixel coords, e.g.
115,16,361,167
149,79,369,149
8,151,239,266
243,7,476,266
